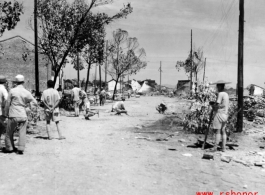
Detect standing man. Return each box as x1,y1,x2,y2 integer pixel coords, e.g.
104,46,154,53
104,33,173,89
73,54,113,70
99,87,106,106
4,75,38,155
71,84,81,117
0,75,8,149
210,80,230,152
42,80,65,140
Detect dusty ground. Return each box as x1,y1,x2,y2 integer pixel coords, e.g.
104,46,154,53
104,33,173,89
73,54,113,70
1,96,265,195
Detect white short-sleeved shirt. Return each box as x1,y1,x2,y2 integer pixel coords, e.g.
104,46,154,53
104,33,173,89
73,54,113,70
216,92,229,114
41,88,61,113
85,101,90,111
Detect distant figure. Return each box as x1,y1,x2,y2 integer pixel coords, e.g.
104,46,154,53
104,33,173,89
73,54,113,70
99,87,106,106
156,101,167,114
71,84,81,117
79,89,87,111
0,75,8,150
41,80,65,140
111,98,128,115
128,89,132,99
84,100,99,120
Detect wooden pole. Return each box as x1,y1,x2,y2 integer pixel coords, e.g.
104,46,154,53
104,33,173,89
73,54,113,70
99,62,102,89
105,41,108,87
95,63,97,87
34,0,40,94
190,29,193,90
160,61,162,92
203,58,206,82
237,0,244,132
77,54,80,87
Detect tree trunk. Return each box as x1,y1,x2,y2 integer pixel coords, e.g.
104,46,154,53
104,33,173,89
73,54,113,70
77,54,80,87
85,61,92,92
99,63,102,89
53,70,59,89
112,76,120,100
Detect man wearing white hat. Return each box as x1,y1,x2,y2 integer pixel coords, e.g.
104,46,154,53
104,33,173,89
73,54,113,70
3,75,38,155
210,80,230,152
0,75,8,149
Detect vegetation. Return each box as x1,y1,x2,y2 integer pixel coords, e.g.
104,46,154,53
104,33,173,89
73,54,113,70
30,0,133,87
106,29,147,99
176,47,204,82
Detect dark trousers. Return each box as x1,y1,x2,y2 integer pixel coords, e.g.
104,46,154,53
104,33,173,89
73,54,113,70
0,116,6,148
5,117,28,151
100,96,105,106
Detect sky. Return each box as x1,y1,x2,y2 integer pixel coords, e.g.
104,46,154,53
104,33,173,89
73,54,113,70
1,0,265,88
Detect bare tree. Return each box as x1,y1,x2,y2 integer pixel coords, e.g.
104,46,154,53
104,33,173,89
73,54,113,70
106,29,147,99
176,47,204,82
29,0,133,87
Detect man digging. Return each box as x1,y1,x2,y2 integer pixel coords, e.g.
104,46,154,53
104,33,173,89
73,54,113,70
111,97,128,115
41,80,65,140
84,99,99,120
209,80,230,152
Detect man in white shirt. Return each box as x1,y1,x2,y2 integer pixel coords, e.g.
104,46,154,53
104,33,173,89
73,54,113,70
112,98,128,115
71,84,81,117
4,75,38,155
84,100,99,120
210,80,230,152
0,75,8,149
41,80,65,140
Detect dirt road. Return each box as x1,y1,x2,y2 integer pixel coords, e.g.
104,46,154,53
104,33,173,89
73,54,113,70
1,96,265,195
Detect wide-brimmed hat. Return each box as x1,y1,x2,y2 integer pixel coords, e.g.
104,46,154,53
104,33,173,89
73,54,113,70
13,75,24,83
0,75,7,84
210,80,231,85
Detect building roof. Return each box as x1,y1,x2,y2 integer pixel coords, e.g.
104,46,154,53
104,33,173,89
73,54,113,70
0,35,34,46
246,84,265,90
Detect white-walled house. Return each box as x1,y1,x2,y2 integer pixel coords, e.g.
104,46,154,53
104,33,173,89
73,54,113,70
108,79,120,91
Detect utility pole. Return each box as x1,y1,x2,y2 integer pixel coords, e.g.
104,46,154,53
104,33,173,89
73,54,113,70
95,63,97,87
34,0,40,95
158,61,162,92
190,29,193,90
77,54,80,87
99,62,102,89
105,40,108,88
237,0,244,132
203,58,206,83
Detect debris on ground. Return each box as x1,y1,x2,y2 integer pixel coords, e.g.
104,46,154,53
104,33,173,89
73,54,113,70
182,153,192,157
221,156,232,163
202,153,214,160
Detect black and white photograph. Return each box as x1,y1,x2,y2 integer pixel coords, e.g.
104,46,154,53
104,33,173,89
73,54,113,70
0,0,265,194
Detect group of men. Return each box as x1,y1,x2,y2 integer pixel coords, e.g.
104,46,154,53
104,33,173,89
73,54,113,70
0,75,65,155
71,84,100,120
71,84,128,118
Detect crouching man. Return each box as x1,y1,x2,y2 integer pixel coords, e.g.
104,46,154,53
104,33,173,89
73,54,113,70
111,98,128,115
41,80,65,140
156,101,167,114
84,99,99,120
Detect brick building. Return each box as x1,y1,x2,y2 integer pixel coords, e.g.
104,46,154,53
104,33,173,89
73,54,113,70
0,35,51,91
